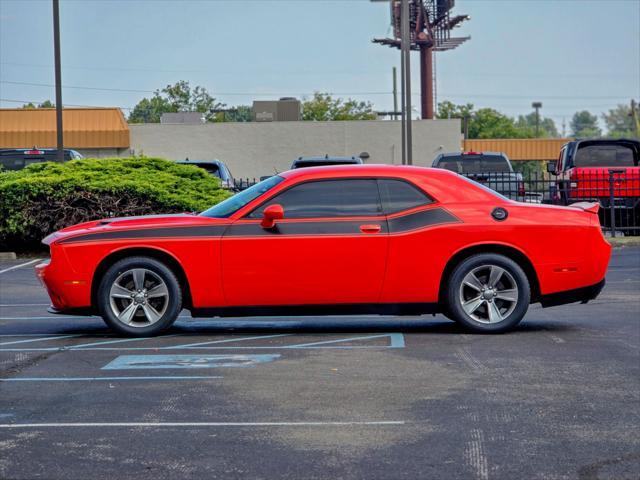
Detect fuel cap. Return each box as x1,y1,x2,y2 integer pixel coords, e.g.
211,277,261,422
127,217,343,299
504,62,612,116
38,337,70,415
491,207,508,221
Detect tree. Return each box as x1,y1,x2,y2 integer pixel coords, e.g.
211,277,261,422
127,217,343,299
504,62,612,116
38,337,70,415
128,81,225,123
603,103,638,138
302,92,377,121
515,113,559,138
570,110,601,138
219,105,253,122
437,100,474,120
21,100,54,109
437,102,523,139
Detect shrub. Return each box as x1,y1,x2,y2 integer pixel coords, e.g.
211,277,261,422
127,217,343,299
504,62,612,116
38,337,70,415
0,157,232,250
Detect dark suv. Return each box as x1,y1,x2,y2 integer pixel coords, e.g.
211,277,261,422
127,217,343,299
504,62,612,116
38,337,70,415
0,148,83,171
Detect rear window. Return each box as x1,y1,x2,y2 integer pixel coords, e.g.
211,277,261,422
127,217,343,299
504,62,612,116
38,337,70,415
574,144,638,168
436,155,511,174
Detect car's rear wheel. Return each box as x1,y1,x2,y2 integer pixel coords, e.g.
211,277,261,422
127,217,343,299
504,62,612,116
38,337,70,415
97,256,182,337
446,254,530,333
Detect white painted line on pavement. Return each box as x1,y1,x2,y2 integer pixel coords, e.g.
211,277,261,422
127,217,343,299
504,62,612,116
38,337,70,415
0,304,51,307
0,376,223,382
0,421,405,428
0,334,83,346
0,259,41,274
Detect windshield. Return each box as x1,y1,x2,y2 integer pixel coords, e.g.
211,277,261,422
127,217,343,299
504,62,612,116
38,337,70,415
200,175,284,218
437,155,511,174
575,144,638,168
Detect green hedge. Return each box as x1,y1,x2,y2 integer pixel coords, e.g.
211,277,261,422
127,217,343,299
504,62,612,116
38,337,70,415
0,157,232,250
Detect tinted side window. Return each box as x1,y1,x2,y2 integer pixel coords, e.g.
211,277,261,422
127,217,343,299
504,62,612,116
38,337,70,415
249,179,382,218
378,179,432,214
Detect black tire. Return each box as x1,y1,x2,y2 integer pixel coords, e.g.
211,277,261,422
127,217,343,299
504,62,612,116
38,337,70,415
445,254,530,333
97,256,182,337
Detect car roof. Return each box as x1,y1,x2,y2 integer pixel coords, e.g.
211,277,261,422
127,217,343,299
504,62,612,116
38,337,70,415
0,148,78,154
176,159,224,165
280,163,456,181
437,151,505,158
293,156,361,163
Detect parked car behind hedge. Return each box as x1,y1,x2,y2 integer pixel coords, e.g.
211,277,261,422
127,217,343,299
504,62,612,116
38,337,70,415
0,157,231,250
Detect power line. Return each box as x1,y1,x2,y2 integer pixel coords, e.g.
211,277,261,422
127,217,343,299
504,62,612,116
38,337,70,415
1,80,635,100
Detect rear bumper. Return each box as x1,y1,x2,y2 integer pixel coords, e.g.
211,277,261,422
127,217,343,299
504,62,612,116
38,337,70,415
540,278,605,308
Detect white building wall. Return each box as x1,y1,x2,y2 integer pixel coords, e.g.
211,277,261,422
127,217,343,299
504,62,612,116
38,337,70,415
129,119,462,178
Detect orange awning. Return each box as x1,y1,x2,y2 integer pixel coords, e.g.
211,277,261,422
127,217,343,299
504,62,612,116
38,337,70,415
0,108,130,149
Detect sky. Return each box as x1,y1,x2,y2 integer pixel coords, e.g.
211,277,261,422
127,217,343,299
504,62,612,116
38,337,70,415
0,0,638,131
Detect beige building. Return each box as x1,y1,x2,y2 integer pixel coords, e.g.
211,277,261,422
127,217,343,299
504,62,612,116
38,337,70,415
129,119,462,178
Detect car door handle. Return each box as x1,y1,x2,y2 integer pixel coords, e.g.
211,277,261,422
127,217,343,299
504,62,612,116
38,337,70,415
360,224,381,234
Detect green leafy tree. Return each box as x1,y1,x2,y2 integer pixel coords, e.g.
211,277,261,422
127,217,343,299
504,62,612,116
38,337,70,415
302,92,377,121
21,100,54,109
438,101,526,139
570,110,601,138
129,81,225,123
437,100,474,120
603,103,638,138
218,105,253,122
515,113,559,138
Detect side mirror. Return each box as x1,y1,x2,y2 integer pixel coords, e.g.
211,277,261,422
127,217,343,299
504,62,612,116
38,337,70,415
261,204,284,229
546,162,557,175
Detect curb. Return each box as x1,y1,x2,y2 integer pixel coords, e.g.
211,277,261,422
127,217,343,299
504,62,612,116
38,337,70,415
0,252,17,260
607,238,640,248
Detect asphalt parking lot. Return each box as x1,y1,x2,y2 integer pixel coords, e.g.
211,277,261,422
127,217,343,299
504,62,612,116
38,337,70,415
0,248,638,480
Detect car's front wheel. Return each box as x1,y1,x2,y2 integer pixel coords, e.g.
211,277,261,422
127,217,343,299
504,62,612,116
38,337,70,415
97,256,182,337
446,254,530,333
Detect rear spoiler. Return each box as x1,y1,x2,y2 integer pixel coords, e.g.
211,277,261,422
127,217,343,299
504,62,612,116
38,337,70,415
569,202,600,214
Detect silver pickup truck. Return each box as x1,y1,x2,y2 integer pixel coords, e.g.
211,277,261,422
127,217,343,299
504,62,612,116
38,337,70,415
432,151,530,201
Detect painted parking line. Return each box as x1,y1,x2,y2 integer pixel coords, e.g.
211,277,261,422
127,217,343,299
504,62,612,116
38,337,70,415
165,333,291,349
0,259,41,274
0,334,83,346
102,354,281,370
0,333,405,352
0,376,223,382
0,421,405,429
69,333,184,349
0,304,51,307
284,333,405,348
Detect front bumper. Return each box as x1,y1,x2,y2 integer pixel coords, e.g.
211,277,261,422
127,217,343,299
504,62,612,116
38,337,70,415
539,278,605,308
35,254,91,313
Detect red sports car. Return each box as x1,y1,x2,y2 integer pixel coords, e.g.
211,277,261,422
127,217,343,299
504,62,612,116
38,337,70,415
36,165,611,336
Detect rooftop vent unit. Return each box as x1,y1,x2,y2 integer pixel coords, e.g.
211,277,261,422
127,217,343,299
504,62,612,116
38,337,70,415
160,112,205,124
252,98,301,122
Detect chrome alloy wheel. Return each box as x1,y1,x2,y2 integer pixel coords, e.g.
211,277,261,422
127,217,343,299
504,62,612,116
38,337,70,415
109,268,169,327
458,265,519,324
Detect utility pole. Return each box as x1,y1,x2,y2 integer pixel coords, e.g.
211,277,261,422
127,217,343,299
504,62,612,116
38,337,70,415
392,67,398,121
631,99,639,139
52,0,64,162
532,101,542,137
401,0,413,165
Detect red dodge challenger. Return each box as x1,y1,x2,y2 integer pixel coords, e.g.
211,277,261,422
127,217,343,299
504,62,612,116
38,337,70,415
36,165,611,336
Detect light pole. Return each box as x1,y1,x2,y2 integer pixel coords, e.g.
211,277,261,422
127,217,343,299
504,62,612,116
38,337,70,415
52,0,64,162
372,0,412,165
532,101,542,138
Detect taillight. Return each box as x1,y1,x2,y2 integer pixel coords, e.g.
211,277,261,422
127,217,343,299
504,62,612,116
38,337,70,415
518,181,525,196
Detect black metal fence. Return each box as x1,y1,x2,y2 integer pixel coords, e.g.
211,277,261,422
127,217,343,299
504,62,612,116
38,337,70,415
233,171,640,236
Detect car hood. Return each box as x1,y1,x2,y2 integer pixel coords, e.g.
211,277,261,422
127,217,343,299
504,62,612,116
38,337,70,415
43,213,230,245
